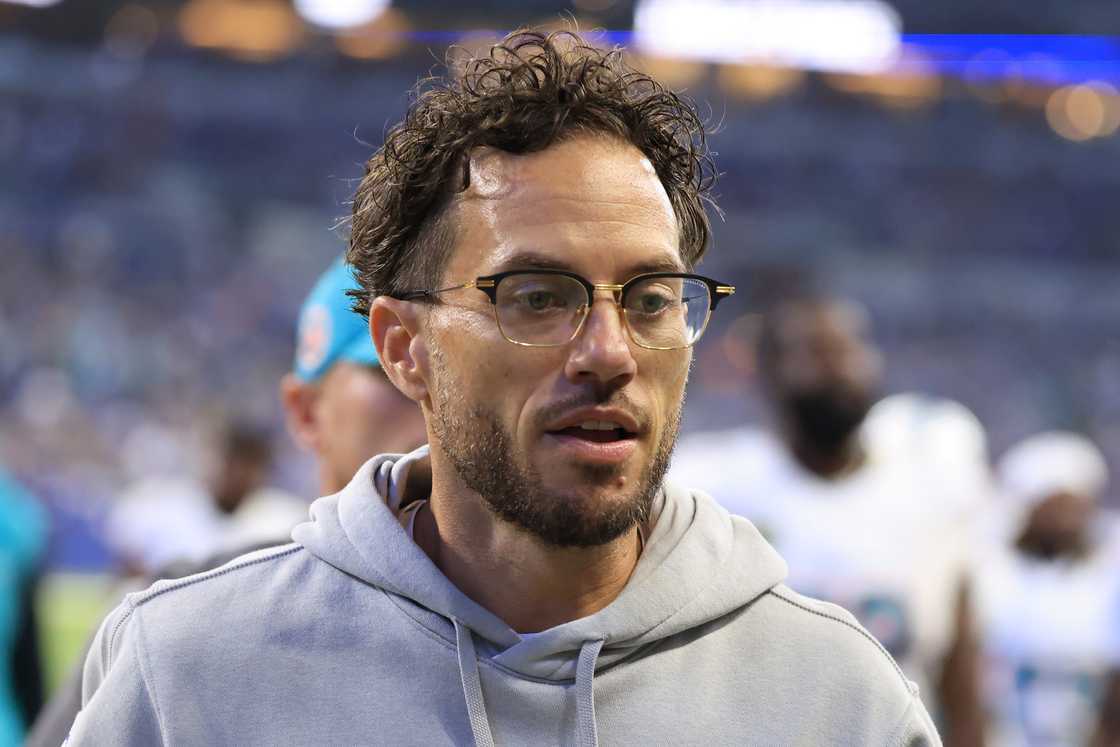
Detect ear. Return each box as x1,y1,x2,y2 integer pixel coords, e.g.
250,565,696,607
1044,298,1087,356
370,297,430,405
279,373,321,452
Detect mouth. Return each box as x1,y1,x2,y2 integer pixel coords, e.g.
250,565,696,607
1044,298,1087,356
542,416,641,465
549,420,638,443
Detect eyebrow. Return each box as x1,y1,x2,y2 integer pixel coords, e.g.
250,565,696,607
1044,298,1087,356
491,250,687,276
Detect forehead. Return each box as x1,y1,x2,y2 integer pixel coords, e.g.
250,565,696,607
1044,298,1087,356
445,135,683,279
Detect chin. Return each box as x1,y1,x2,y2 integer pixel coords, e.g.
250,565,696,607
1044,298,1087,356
549,471,645,514
542,457,630,488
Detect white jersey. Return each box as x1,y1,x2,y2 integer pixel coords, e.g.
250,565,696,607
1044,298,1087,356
670,402,987,703
972,515,1120,747
108,478,309,575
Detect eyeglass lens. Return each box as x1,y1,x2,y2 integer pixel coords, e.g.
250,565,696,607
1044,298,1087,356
493,273,712,348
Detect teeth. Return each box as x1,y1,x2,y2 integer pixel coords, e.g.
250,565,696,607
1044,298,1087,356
578,420,619,431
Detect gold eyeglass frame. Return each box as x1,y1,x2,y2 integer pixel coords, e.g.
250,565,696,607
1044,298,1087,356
394,269,735,350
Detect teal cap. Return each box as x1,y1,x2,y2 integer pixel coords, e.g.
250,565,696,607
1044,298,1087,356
293,256,379,382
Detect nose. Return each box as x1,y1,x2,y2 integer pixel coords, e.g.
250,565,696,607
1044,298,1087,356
563,295,637,391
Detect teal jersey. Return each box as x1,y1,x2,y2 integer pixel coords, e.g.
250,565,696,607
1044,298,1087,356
0,470,47,746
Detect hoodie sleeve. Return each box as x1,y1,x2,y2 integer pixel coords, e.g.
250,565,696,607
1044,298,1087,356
66,601,166,745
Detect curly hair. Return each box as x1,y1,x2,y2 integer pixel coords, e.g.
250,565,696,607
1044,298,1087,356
346,29,717,317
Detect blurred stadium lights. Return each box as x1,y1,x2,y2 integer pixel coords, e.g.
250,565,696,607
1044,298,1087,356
962,49,1025,105
293,0,390,30
0,0,61,6
178,0,304,61
826,69,941,110
633,0,903,75
626,51,707,87
104,4,160,60
717,63,805,101
1046,81,1120,141
333,6,409,60
906,34,1120,87
824,48,941,109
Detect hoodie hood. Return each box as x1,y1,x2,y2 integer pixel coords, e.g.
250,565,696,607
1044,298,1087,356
293,446,788,681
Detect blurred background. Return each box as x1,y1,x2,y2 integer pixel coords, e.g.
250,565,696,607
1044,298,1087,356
1,0,1118,730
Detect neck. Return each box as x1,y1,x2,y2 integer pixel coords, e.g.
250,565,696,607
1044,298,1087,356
788,433,866,479
414,460,642,633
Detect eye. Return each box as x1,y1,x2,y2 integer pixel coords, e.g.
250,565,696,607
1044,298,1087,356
514,288,567,312
629,286,677,315
528,290,555,310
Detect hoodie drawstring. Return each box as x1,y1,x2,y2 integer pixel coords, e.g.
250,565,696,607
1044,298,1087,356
453,620,605,747
454,619,496,747
575,638,605,747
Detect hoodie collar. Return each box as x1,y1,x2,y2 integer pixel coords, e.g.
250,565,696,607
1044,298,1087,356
292,446,788,680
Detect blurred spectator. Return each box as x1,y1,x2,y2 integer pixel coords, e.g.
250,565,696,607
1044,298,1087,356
972,431,1120,746
279,256,427,494
0,467,47,746
105,421,306,578
671,295,987,745
27,255,425,747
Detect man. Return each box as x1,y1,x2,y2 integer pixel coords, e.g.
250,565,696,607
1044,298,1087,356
69,31,939,744
972,431,1120,746
280,256,428,493
672,295,985,745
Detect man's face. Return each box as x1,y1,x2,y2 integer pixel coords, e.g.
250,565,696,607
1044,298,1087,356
315,361,427,490
421,136,690,547
1018,490,1095,558
212,455,267,514
768,302,883,451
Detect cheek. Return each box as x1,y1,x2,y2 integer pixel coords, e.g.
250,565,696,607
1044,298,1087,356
648,353,690,410
433,317,539,414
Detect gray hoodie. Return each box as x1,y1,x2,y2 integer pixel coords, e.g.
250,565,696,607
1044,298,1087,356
69,449,940,745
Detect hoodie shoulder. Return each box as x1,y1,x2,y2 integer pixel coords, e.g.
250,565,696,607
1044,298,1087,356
129,543,305,613
67,543,371,745
81,544,312,694
95,543,309,661
68,544,329,744
742,584,941,745
766,584,909,681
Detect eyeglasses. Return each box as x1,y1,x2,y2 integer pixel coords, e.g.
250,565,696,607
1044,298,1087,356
394,269,735,350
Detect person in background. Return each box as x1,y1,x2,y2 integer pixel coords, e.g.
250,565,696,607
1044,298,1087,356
972,431,1120,747
280,256,428,495
28,255,426,746
0,467,47,746
104,420,306,578
104,256,429,580
671,294,987,746
26,421,303,747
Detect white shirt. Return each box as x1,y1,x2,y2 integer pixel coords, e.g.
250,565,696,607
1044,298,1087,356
670,409,985,704
108,478,308,574
972,514,1120,746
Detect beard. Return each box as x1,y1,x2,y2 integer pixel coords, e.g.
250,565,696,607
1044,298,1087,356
429,353,680,548
784,386,874,455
